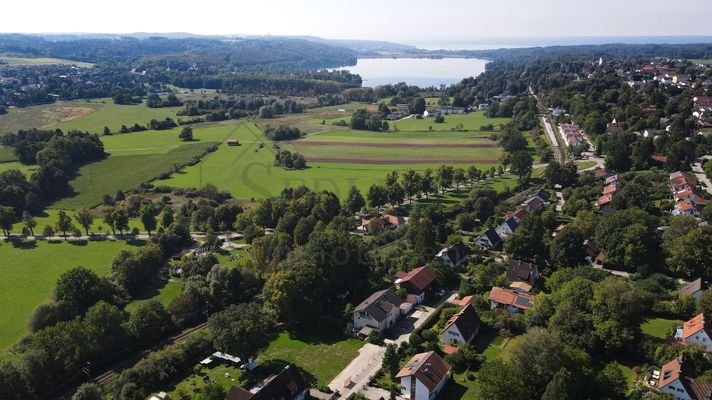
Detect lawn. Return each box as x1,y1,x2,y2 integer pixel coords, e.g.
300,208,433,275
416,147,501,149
641,318,682,340
257,331,363,385
389,112,510,132
125,279,183,313
52,141,215,209
0,161,36,176
0,99,182,135
576,161,597,170
0,56,93,67
691,59,712,65
164,363,244,399
0,239,144,357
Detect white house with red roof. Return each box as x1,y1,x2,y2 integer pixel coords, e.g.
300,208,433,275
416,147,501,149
658,357,712,400
488,287,535,313
396,351,452,400
440,304,480,345
395,266,438,305
675,314,712,352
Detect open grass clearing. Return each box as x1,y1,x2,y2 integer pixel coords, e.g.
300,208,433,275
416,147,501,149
0,145,18,163
0,161,36,176
52,142,215,209
0,239,144,357
256,331,363,386
0,99,183,134
125,279,183,313
576,160,597,170
0,56,93,68
390,112,509,132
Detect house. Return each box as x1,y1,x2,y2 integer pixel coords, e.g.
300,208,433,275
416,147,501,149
522,196,545,212
440,304,480,345
675,314,712,352
440,106,465,115
495,217,519,237
227,365,309,400
436,242,469,269
488,287,535,313
226,139,240,146
507,259,540,285
509,281,533,293
397,104,410,115
528,189,550,203
358,214,407,232
657,357,712,400
396,351,452,400
605,175,626,186
673,199,701,217
597,194,613,208
603,182,623,195
478,104,489,111
606,119,622,134
353,288,404,333
504,208,527,223
423,110,441,118
680,278,707,301
474,228,501,249
448,295,475,307
395,266,438,304
594,167,610,179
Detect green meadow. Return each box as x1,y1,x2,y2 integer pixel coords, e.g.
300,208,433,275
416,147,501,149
0,56,93,68
0,240,144,357
0,99,183,134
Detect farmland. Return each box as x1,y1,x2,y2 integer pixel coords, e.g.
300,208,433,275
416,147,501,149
0,240,145,357
0,99,182,134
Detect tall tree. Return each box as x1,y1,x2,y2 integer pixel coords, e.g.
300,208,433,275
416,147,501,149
509,151,533,183
56,210,73,238
0,206,15,236
343,186,365,214
22,211,37,236
209,303,274,361
140,202,157,237
75,208,94,236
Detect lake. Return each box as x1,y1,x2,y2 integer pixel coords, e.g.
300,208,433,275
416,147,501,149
335,57,489,88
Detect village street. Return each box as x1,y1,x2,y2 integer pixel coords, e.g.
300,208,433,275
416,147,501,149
692,156,712,195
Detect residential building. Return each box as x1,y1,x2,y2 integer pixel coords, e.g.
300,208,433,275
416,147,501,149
680,278,707,302
395,266,438,305
227,365,309,400
358,214,407,232
440,304,480,345
440,106,465,115
675,314,712,352
522,196,545,212
488,287,535,313
507,259,540,285
657,357,712,400
396,351,452,400
495,216,519,237
478,104,489,110
504,208,527,223
474,228,501,249
528,189,550,203
436,242,469,269
353,288,404,333
597,194,613,208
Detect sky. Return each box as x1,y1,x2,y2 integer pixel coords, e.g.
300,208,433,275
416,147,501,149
3,0,712,45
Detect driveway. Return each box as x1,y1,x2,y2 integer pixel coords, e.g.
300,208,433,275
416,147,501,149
385,305,436,345
328,344,385,399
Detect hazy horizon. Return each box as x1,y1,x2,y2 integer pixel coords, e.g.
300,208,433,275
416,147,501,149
3,0,712,42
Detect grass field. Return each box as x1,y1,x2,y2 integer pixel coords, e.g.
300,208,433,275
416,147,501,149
640,318,682,340
0,145,17,163
53,141,215,209
164,122,507,200
691,59,712,65
125,279,183,313
576,161,597,170
0,56,93,68
0,161,36,176
165,363,244,398
0,99,183,134
257,331,363,385
0,239,144,357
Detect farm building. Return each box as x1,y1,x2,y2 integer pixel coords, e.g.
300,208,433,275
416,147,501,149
226,139,240,146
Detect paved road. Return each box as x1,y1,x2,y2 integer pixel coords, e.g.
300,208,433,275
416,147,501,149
540,115,565,164
692,156,712,195
328,344,385,399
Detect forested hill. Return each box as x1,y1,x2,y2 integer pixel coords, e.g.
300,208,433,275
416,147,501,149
0,35,357,70
465,43,712,61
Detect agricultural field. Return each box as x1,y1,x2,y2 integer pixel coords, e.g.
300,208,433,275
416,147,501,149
0,99,182,134
0,56,93,68
0,239,144,357
165,114,509,200
390,112,510,132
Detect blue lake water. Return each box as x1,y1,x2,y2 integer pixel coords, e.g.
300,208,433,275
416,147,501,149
335,57,489,88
